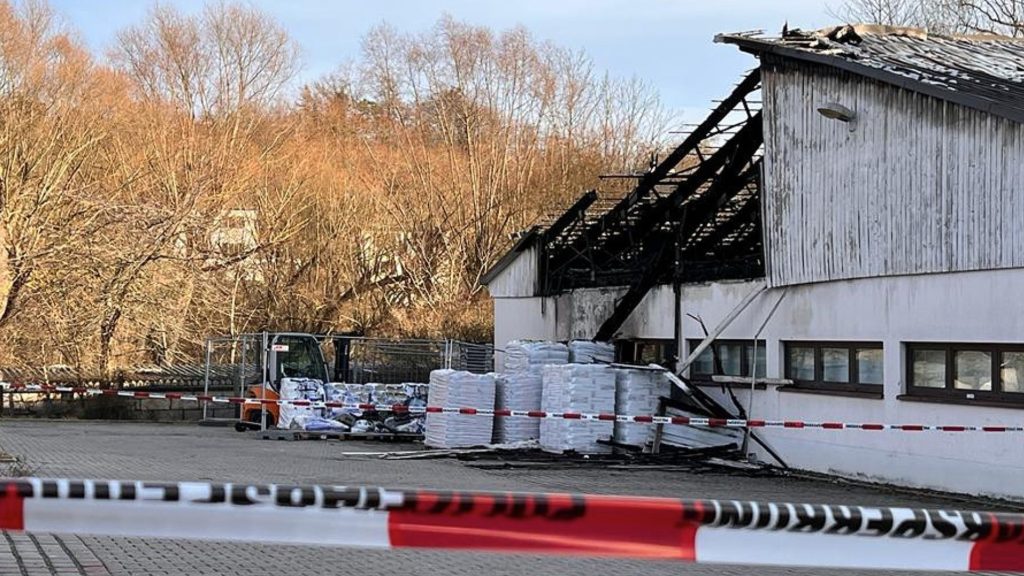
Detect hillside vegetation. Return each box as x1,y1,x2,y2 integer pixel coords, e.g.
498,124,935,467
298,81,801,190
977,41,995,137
0,1,670,375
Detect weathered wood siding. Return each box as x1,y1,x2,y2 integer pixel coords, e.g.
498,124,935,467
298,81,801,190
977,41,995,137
485,246,538,297
762,57,1024,287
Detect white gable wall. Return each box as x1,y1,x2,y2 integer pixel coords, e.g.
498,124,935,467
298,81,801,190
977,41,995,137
485,246,539,298
762,58,1024,287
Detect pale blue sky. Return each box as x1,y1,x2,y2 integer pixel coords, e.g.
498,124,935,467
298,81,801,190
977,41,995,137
49,0,835,122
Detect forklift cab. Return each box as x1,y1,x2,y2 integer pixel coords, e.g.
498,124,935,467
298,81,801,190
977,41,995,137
239,333,329,429
268,333,329,387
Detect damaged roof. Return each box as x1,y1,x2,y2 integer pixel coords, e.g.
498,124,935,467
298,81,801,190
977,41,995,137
716,24,1024,124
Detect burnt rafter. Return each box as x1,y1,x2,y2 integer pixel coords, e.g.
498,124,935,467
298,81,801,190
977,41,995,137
677,159,761,257
551,110,763,281
685,192,761,258
593,139,764,342
661,128,762,243
522,67,767,336
542,70,763,281
594,230,677,341
541,190,597,242
616,69,761,211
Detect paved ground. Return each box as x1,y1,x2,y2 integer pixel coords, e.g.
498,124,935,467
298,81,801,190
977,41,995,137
0,420,1014,576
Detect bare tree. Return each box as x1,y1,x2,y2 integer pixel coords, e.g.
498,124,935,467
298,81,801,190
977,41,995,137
0,3,675,373
0,0,106,330
950,0,1024,36
111,1,300,118
335,16,670,337
829,0,934,26
830,0,1023,35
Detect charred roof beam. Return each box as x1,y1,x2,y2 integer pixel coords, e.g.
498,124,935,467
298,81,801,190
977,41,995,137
592,132,764,341
542,70,762,278
577,111,763,273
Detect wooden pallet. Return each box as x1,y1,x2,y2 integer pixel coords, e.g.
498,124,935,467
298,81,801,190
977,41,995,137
259,429,423,442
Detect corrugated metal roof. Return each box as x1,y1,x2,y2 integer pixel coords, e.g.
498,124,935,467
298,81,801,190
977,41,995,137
717,24,1024,124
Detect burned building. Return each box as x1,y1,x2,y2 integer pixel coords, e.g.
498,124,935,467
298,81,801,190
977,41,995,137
483,25,1024,499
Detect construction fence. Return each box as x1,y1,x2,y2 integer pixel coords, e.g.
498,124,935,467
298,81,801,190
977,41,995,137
0,336,493,420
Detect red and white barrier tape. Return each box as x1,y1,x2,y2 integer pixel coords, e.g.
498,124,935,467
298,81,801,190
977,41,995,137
4,384,1024,432
0,478,1022,572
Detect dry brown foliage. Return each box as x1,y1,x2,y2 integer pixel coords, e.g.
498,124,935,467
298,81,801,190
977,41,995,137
0,2,670,376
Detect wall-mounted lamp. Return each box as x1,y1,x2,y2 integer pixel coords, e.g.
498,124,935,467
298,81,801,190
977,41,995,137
817,102,857,132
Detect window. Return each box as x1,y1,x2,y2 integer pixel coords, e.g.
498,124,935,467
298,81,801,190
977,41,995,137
616,339,676,369
783,341,883,394
688,339,766,380
906,343,1024,403
272,335,328,384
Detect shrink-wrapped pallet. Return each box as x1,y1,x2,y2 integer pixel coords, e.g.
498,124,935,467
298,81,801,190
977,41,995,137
278,378,324,429
492,371,543,443
539,364,615,453
613,368,671,447
503,341,569,372
425,369,495,448
568,340,615,365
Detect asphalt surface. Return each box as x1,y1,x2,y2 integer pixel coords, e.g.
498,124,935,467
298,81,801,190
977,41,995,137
0,420,1013,576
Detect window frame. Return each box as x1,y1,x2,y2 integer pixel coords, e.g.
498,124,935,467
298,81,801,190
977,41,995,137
782,340,884,395
687,339,767,381
905,342,1024,404
616,339,676,369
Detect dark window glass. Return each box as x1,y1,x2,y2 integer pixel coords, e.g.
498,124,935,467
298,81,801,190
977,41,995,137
745,343,767,378
906,344,1024,404
856,348,884,385
617,339,675,369
911,349,946,389
692,347,715,376
954,350,992,391
717,343,744,376
1001,352,1024,393
822,347,850,383
688,340,766,380
787,346,815,381
784,342,882,394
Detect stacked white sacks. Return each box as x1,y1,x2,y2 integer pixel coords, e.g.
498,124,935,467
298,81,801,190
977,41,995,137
568,340,615,365
540,364,615,454
493,371,543,443
425,369,496,448
613,368,671,447
503,341,569,372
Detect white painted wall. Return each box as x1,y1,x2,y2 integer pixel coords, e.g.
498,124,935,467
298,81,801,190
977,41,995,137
491,284,678,367
486,246,539,298
494,269,1024,500
492,285,676,356
679,270,1024,501
492,296,568,368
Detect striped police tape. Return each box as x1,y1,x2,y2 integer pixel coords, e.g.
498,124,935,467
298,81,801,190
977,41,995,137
4,384,1024,432
0,478,1022,571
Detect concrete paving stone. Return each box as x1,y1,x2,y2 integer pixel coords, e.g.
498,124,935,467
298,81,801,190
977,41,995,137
1,419,1019,576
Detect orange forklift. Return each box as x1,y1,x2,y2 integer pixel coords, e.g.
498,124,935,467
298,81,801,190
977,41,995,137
234,333,337,431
